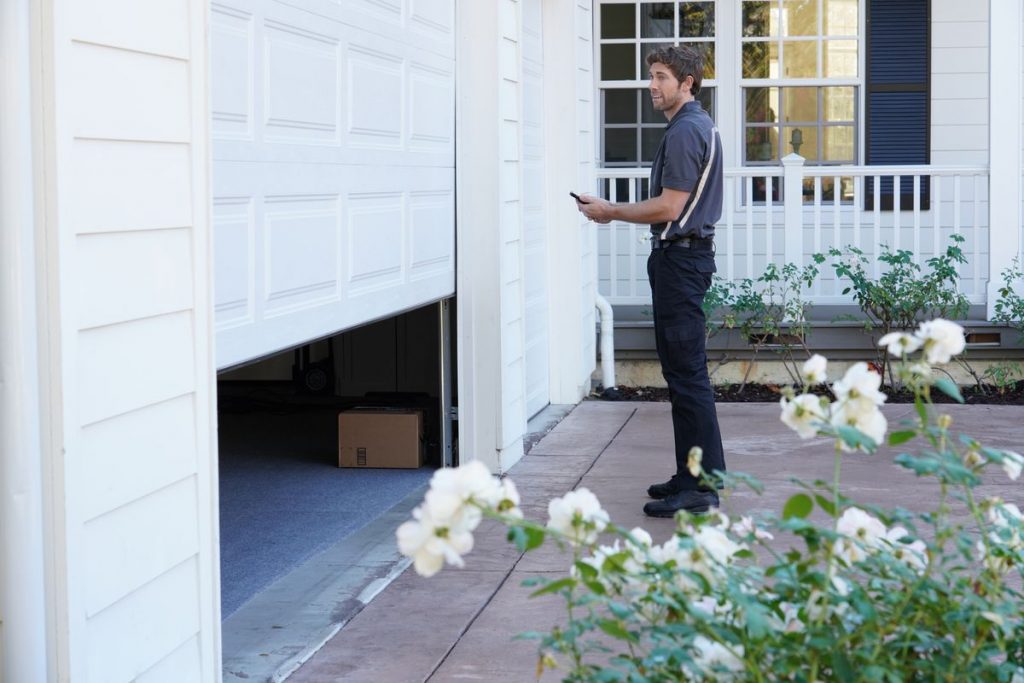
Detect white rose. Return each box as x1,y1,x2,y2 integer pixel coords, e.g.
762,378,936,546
802,354,828,384
915,319,966,364
546,488,609,545
884,526,927,573
878,331,923,357
834,507,886,564
830,399,888,452
686,636,744,681
686,446,703,478
425,461,501,529
731,515,774,541
780,394,829,439
832,362,887,406
693,525,745,566
397,505,475,577
1000,450,1023,481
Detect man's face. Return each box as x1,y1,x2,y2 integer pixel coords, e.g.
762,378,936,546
648,62,689,117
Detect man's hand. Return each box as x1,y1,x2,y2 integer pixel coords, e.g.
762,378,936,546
576,195,614,223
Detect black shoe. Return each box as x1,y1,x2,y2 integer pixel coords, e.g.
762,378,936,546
647,477,686,500
643,490,719,518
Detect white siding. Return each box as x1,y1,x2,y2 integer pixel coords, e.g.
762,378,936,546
931,0,989,167
211,0,456,369
40,0,219,679
522,0,550,418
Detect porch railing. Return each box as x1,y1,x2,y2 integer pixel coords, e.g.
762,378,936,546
596,156,990,308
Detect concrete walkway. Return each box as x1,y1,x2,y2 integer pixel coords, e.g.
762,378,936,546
287,401,1023,682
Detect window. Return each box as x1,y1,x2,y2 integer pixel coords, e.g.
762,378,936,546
741,0,860,167
598,2,717,167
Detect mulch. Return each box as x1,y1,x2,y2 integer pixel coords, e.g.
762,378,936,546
602,383,1024,406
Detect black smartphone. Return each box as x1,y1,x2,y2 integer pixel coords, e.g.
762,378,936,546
569,191,589,204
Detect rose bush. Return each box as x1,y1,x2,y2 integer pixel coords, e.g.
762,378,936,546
398,319,1024,682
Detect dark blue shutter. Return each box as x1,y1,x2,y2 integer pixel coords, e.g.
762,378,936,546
866,0,930,210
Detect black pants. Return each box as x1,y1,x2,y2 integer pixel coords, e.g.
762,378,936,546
647,246,726,490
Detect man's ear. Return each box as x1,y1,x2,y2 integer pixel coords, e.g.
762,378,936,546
680,74,694,93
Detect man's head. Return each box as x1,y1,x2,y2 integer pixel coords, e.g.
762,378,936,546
645,44,705,96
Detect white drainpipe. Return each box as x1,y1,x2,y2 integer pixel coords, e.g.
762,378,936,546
595,294,617,393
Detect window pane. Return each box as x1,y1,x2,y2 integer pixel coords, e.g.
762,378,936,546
782,86,817,122
782,125,818,159
605,128,638,163
823,125,855,161
745,87,780,123
639,42,673,80
783,0,817,36
742,42,771,78
679,2,715,38
677,42,715,78
640,2,674,38
601,3,636,39
605,89,637,124
641,87,660,123
742,1,776,37
602,43,636,80
783,40,817,77
823,0,858,35
822,86,855,121
824,39,858,77
746,126,779,161
696,86,716,119
642,128,665,162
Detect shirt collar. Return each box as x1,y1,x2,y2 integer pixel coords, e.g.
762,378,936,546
666,99,702,129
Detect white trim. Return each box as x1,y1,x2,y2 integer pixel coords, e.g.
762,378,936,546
0,0,49,678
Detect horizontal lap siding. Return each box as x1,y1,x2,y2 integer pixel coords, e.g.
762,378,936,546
931,0,988,165
52,0,218,679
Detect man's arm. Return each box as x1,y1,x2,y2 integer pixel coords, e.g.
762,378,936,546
577,187,690,225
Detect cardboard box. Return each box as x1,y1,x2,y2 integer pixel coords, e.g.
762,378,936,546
338,409,424,469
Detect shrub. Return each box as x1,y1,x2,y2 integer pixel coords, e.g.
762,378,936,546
399,319,1024,683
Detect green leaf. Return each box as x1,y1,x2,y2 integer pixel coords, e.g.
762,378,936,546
783,493,813,520
597,619,636,642
574,560,598,580
832,650,854,682
889,430,917,446
814,494,837,517
529,577,576,597
522,526,545,551
934,378,964,403
584,579,607,596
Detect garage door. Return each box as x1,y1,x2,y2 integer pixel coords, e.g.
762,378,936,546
210,0,455,369
521,0,550,418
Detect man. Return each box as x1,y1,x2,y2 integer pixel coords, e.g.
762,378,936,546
577,46,725,517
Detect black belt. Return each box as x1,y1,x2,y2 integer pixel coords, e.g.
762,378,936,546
650,236,714,252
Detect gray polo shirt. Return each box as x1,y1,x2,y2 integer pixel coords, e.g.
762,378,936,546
649,100,723,240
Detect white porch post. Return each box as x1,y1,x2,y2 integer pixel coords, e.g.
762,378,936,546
0,0,49,677
987,0,1023,319
782,153,805,267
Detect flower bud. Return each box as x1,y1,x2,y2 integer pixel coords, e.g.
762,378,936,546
937,414,952,430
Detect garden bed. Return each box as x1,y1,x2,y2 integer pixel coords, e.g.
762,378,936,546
606,383,1024,405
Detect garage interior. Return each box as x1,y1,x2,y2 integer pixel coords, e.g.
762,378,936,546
216,300,454,618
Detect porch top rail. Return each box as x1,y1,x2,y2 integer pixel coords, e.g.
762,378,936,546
595,163,987,181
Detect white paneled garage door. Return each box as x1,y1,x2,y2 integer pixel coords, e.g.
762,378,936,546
521,0,550,418
210,0,455,369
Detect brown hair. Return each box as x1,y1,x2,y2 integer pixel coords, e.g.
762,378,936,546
645,45,705,96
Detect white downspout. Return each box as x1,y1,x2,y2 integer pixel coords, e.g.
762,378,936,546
0,0,50,677
594,294,617,395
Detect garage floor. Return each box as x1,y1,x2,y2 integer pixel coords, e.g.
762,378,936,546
218,408,433,617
